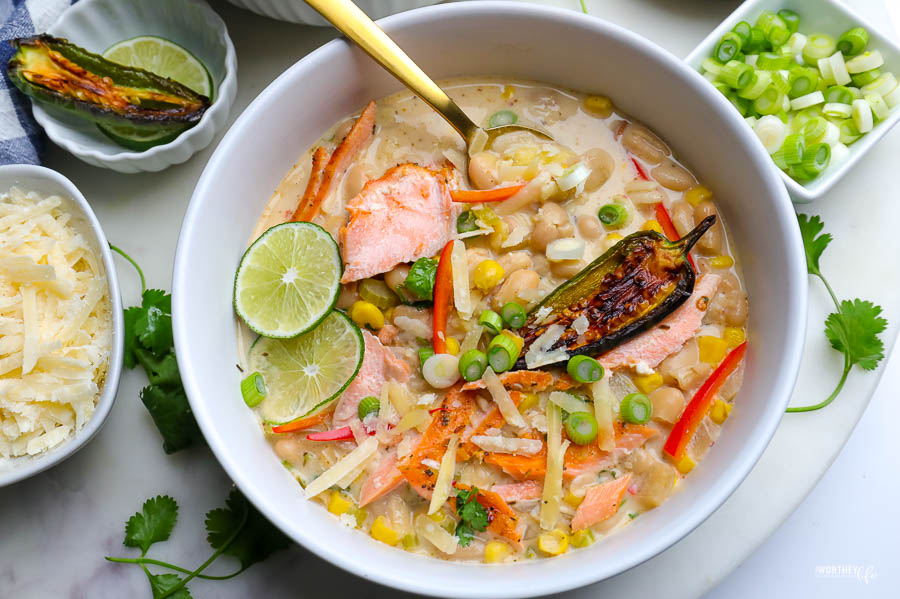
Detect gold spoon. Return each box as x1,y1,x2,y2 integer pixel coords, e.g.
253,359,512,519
305,0,552,154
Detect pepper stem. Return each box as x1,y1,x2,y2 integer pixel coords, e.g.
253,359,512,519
675,215,716,253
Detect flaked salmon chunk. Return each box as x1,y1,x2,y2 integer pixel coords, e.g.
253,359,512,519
339,163,458,283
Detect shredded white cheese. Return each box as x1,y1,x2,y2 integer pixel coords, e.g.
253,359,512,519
428,434,459,514
415,513,458,555
591,377,616,452
305,437,379,498
540,402,568,530
470,435,542,455
524,324,567,369
572,315,589,335
482,367,527,429
0,187,111,459
549,391,591,415
450,241,472,319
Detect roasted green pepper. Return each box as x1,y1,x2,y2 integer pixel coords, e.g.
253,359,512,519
514,216,716,369
7,35,209,138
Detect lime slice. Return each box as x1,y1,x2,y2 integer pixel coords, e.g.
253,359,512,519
97,123,185,152
102,35,213,98
249,311,364,424
234,222,342,338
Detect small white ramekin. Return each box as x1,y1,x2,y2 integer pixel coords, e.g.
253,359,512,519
30,0,237,173
0,165,123,487
685,0,900,203
224,0,440,26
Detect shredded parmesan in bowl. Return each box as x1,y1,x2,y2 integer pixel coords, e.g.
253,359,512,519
0,187,112,459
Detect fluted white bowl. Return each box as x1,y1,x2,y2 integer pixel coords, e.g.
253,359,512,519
225,0,440,26
30,0,237,173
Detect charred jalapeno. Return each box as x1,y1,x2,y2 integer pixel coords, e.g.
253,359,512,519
7,35,210,145
515,215,716,369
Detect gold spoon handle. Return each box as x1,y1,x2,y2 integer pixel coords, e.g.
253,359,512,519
306,0,478,142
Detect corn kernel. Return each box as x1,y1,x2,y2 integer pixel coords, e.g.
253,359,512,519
500,329,524,353
723,327,745,348
710,255,734,269
709,399,732,425
517,392,540,413
633,371,664,394
353,508,368,528
698,335,728,365
685,184,713,207
327,491,353,516
584,95,613,118
371,516,402,545
501,84,515,100
537,529,569,556
445,336,460,356
675,454,695,475
484,540,512,563
602,233,624,251
642,219,663,234
473,259,505,291
350,300,384,330
564,492,583,508
570,529,595,548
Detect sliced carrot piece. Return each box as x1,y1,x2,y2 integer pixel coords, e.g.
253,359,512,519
570,474,632,531
271,411,330,434
291,146,329,222
359,450,405,507
450,184,526,203
454,483,521,545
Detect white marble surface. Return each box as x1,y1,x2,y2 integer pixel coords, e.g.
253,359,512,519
2,1,899,598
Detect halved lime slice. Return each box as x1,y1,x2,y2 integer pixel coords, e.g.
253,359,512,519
97,123,185,152
102,35,213,98
234,222,342,338
249,311,364,424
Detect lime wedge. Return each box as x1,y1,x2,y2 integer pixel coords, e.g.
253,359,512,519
249,311,364,424
234,222,342,338
103,35,213,98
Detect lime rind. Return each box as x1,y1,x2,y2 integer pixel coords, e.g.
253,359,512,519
103,35,213,99
234,221,342,339
249,311,364,425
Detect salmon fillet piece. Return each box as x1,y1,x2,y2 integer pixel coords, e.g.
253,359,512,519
340,163,457,283
460,370,555,393
457,390,525,461
491,480,543,503
359,449,405,507
454,483,521,546
570,474,632,531
332,331,410,429
599,274,721,370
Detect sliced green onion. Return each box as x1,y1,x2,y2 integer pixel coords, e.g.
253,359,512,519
847,86,863,100
500,302,527,329
776,9,800,34
744,27,768,54
620,393,652,424
801,117,827,144
822,120,840,146
744,54,759,67
786,32,807,57
755,10,785,36
787,165,813,182
885,84,900,108
565,412,599,445
712,80,731,95
715,33,743,63
719,60,753,89
837,27,869,56
790,90,824,111
732,21,752,44
456,210,478,233
458,349,488,382
851,68,881,87
745,116,758,128
240,372,267,407
852,98,874,132
487,333,519,373
802,33,837,65
753,87,784,115
824,85,854,104
823,102,853,118
757,52,790,70
838,119,861,144
817,56,836,86
736,70,770,99
359,279,399,310
768,26,790,48
419,346,435,368
800,143,831,177
861,72,898,97
845,50,884,74
701,58,726,78
488,109,518,128
478,309,504,335
771,148,789,169
566,355,604,384
727,92,752,116
770,70,791,94
754,114,787,153
598,203,628,228
826,51,851,86
358,395,380,419
830,142,850,165
780,133,805,165
865,93,890,120
788,67,819,98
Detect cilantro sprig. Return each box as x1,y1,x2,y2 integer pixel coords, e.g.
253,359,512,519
788,215,887,412
106,490,290,598
453,487,489,547
111,245,200,453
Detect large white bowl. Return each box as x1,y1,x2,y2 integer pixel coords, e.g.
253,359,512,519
0,165,123,487
172,3,807,597
224,0,440,26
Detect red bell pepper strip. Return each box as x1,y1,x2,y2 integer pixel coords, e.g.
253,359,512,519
655,202,697,271
307,426,355,441
271,411,330,434
630,156,649,180
432,240,455,354
450,184,526,203
663,341,748,461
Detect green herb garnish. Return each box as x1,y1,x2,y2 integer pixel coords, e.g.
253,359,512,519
453,487,489,548
788,215,887,412
404,257,438,301
106,490,290,598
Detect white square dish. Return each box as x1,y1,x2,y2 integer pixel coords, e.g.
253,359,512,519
685,0,900,203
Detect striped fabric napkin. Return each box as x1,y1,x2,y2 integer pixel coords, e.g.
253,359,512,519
1,0,76,166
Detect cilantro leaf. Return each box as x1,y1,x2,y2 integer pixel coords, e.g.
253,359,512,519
796,213,832,276
826,300,887,371
453,487,488,548
140,385,201,454
205,489,291,570
148,573,192,599
124,495,178,555
404,257,437,301
123,306,143,369
135,289,174,356
135,349,181,387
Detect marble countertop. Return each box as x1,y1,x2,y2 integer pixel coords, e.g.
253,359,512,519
2,1,899,598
